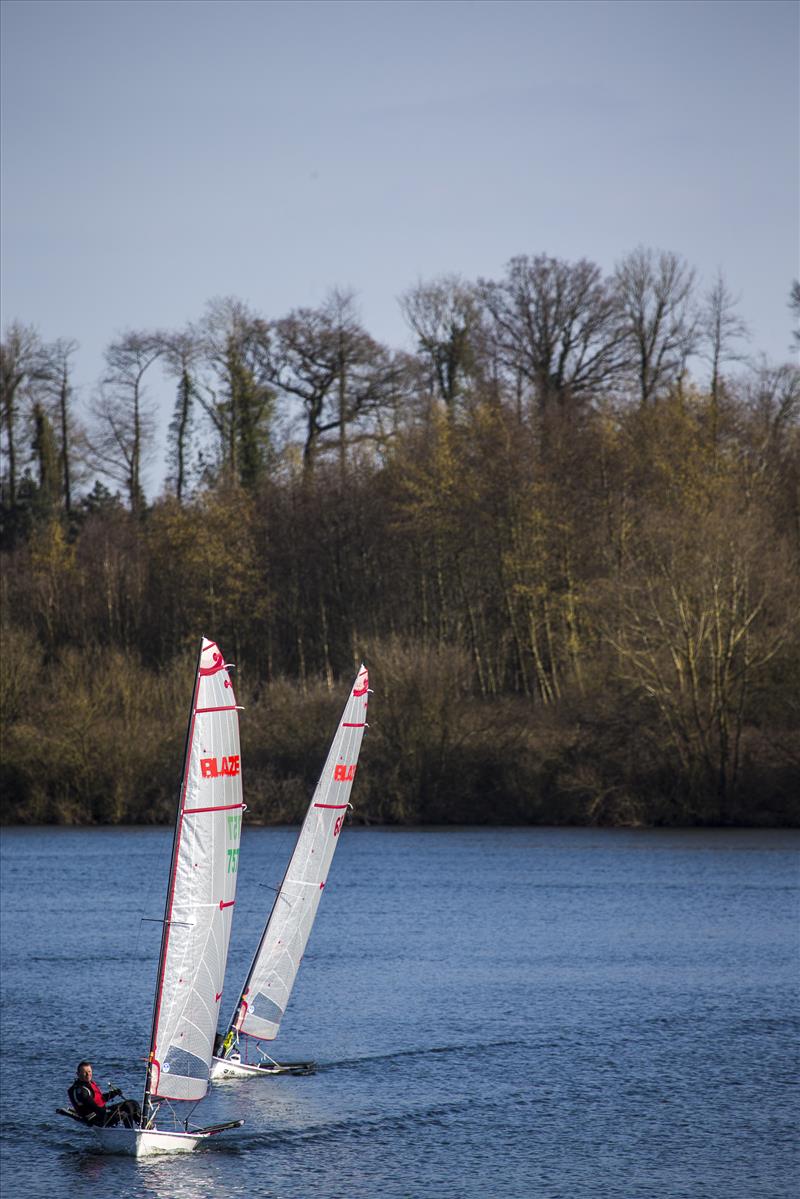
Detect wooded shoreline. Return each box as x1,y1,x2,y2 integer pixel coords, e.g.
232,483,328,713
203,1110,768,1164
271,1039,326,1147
2,256,798,827
1,646,797,829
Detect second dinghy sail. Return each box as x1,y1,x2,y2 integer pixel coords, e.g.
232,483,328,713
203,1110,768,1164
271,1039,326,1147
211,663,369,1079
57,637,246,1156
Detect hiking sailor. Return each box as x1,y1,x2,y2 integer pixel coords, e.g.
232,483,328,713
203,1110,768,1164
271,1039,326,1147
68,1061,142,1128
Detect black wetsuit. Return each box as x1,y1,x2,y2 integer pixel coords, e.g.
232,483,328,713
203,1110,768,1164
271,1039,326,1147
68,1079,141,1128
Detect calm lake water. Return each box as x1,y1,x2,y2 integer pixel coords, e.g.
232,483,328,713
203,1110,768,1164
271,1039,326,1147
0,825,797,1199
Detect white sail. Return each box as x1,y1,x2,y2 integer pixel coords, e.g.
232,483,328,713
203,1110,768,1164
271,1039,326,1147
147,637,245,1102
232,664,369,1043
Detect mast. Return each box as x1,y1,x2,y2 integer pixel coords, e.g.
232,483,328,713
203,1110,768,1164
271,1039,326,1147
142,636,204,1118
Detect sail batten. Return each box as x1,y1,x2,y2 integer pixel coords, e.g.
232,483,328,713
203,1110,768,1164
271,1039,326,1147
184,803,244,814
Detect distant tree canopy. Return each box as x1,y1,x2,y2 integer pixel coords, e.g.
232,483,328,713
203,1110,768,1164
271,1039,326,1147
1,254,798,827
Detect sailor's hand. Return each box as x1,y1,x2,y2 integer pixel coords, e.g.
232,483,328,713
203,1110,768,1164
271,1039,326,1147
107,1087,122,1099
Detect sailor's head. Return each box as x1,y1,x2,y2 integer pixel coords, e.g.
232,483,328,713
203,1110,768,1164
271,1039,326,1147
77,1061,93,1081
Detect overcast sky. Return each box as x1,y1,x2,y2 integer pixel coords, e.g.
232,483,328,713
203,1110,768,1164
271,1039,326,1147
1,0,797,493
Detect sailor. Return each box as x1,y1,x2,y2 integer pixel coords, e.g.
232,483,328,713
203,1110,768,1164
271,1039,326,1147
68,1061,142,1128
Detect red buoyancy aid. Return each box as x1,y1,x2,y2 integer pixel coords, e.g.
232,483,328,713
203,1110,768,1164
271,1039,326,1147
68,1076,108,1119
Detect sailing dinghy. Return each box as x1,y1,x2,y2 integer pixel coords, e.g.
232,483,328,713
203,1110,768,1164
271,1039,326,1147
58,637,246,1155
211,663,369,1079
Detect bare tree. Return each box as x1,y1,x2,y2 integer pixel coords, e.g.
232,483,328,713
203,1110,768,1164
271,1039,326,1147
400,275,484,417
614,247,699,404
267,290,397,474
39,337,88,516
744,361,800,454
700,272,749,403
478,255,630,422
90,331,162,512
739,360,800,546
698,272,749,452
606,507,795,819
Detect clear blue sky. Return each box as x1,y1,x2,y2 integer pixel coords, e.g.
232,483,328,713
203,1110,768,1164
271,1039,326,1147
1,0,798,492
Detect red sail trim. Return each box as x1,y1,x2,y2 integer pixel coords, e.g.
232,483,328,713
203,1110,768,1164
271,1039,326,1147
195,704,238,714
314,802,349,809
199,644,225,677
184,802,245,814
342,722,365,727
232,994,249,1032
219,899,235,909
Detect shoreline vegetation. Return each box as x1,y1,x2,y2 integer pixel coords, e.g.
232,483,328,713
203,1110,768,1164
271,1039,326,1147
1,645,797,829
2,255,798,828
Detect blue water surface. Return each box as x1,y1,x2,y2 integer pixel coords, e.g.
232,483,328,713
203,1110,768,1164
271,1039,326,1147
0,825,797,1199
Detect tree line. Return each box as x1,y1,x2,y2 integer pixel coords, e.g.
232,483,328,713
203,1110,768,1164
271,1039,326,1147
1,248,798,827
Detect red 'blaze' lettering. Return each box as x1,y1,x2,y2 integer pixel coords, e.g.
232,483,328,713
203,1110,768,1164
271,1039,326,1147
333,763,357,782
201,755,241,779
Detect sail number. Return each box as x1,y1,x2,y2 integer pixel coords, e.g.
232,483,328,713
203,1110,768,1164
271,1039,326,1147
226,810,242,873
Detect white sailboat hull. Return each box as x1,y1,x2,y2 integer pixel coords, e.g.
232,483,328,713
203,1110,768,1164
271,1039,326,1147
211,1055,276,1079
91,1126,209,1156
211,1054,314,1079
59,1107,244,1155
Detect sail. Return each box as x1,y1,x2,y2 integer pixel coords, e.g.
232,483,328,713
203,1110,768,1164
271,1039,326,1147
148,637,245,1101
233,664,369,1042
